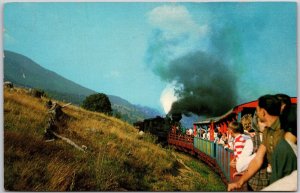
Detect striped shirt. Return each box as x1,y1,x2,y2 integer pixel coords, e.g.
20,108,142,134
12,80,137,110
234,134,247,159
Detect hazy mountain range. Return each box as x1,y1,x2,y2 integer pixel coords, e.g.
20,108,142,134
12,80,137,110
3,50,163,123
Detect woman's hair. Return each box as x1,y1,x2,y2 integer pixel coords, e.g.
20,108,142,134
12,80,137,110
275,93,297,137
283,105,297,137
275,93,292,112
228,121,244,134
258,94,281,116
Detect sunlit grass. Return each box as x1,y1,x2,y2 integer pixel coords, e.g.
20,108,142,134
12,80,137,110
4,87,226,191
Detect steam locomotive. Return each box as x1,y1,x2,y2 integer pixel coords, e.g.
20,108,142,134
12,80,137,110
133,113,182,144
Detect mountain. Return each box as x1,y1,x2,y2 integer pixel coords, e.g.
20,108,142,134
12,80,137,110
3,50,162,123
4,50,95,96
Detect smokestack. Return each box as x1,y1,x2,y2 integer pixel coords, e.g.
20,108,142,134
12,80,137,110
167,112,182,122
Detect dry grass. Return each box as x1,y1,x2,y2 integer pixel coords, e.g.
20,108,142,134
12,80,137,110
4,87,226,191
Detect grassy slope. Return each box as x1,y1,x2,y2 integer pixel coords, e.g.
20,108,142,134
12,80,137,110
4,87,226,191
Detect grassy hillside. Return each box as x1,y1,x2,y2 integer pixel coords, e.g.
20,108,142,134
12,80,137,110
4,87,226,191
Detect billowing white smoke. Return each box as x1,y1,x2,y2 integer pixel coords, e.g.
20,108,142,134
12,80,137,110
160,83,178,114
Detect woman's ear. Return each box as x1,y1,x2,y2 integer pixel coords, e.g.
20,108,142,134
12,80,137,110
262,109,266,117
280,104,286,113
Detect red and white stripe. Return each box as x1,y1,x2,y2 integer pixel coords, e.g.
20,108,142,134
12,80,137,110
234,135,246,159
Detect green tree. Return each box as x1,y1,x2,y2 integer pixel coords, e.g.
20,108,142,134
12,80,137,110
82,93,112,115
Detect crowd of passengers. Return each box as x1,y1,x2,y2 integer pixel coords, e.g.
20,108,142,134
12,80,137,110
179,94,297,191
226,94,297,191
195,120,254,150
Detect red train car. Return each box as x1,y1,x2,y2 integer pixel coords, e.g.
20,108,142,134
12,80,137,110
168,97,297,186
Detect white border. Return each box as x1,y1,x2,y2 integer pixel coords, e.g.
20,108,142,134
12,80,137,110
0,1,298,192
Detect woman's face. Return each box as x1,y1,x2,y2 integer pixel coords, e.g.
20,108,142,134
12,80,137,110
228,128,236,137
257,119,267,132
256,106,267,124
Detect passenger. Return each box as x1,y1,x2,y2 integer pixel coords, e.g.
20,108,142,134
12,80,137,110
213,128,220,143
202,130,207,139
228,121,253,176
241,114,253,135
226,130,234,150
197,127,201,137
247,112,269,191
270,102,297,184
228,94,283,191
200,129,205,138
276,93,291,112
275,93,293,131
187,128,193,136
217,132,227,146
207,130,210,140
218,131,222,138
200,129,204,138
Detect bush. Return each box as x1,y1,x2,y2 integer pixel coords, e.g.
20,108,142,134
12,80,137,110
82,93,112,115
29,88,46,98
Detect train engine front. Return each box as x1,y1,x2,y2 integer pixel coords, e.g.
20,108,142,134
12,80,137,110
133,113,182,145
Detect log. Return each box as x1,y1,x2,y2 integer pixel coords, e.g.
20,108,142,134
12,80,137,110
62,103,72,108
51,131,86,153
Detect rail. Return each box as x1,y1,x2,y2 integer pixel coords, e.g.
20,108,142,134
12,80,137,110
216,144,235,181
168,133,194,152
168,133,236,185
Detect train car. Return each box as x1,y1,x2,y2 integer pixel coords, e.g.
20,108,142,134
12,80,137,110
193,100,258,141
168,97,297,186
191,101,258,184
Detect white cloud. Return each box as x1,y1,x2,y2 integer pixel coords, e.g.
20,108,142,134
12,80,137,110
148,5,208,39
147,5,209,60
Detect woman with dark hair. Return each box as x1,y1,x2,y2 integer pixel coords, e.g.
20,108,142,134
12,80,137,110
257,93,297,191
275,94,291,112
270,104,297,184
275,93,292,131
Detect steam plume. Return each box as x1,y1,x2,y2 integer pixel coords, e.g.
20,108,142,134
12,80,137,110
160,83,178,113
146,5,238,117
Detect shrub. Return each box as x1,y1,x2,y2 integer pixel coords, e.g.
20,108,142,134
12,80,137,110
29,88,46,98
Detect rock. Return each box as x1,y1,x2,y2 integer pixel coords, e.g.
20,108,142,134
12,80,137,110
138,130,144,136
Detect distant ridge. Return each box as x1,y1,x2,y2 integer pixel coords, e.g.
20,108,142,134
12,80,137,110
3,50,162,123
4,50,96,96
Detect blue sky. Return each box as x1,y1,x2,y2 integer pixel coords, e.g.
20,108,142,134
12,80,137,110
3,2,297,114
